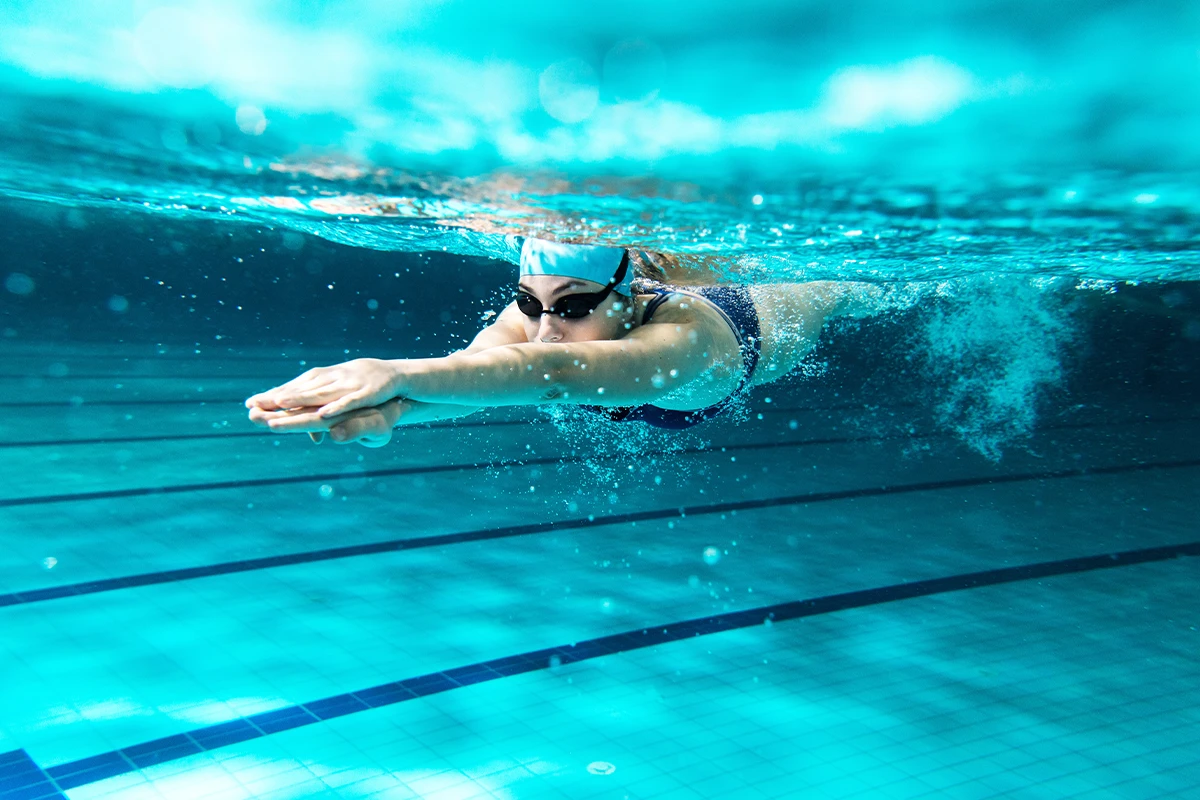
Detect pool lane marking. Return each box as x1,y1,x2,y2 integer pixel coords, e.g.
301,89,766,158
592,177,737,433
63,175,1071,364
0,748,67,799
0,395,886,418
0,398,248,408
0,408,846,448
25,538,1200,793
0,374,301,380
0,420,923,506
3,456,1198,609
0,352,352,363
0,419,532,448
0,401,874,447
0,403,1184,450
0,410,1192,503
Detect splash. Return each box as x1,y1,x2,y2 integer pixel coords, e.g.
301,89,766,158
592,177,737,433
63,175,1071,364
539,405,710,487
918,277,1080,460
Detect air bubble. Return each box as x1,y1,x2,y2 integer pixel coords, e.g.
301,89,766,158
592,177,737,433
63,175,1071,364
235,105,268,136
5,273,35,296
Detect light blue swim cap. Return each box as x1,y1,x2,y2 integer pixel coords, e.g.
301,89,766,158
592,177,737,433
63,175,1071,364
519,239,633,296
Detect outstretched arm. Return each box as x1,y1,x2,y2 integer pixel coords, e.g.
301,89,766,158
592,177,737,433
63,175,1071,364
248,396,483,447
247,303,531,443
253,312,738,435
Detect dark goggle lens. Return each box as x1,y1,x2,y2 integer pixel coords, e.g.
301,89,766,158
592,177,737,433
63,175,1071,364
555,294,606,318
515,291,605,319
515,292,544,316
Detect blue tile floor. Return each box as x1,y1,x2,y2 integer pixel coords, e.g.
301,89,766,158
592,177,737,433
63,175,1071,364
1,343,1198,798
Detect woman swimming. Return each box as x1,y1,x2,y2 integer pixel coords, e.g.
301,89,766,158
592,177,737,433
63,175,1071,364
245,239,878,446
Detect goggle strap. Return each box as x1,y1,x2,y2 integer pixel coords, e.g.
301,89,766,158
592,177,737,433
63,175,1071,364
605,251,630,289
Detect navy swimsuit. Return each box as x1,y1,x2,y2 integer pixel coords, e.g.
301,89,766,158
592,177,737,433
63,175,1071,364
591,285,762,429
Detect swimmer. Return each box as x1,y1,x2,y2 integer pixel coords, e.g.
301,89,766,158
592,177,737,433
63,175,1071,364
245,239,880,446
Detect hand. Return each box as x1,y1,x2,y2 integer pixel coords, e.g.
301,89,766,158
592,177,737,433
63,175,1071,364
248,399,404,448
245,358,404,418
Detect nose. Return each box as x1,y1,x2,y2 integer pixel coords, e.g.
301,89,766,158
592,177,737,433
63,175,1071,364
536,314,564,343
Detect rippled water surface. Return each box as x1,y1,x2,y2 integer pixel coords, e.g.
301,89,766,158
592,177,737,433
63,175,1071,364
2,0,1199,282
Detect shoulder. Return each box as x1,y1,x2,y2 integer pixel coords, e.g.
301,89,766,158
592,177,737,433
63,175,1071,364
631,288,742,357
637,288,733,332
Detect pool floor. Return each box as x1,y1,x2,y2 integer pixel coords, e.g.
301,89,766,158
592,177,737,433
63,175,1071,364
2,342,1198,799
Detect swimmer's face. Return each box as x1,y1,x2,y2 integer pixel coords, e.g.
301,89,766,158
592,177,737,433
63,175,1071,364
516,275,633,344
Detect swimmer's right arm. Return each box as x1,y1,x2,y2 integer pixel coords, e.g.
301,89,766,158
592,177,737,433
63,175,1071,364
249,396,478,446
247,306,529,445
335,304,530,428
377,304,530,425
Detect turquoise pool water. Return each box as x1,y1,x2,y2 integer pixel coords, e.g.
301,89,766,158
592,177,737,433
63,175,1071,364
2,2,1200,798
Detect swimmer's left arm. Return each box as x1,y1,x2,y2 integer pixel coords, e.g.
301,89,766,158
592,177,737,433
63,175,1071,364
248,397,482,446
260,318,732,420
394,323,723,409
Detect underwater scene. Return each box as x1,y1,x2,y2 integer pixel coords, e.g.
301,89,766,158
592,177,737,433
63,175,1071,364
1,1,1199,798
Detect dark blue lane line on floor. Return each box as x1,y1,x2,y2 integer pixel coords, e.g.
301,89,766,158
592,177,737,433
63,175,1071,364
0,374,297,380
0,403,1161,452
2,400,850,447
0,418,534,448
0,424,926,508
3,457,1198,609
0,749,67,800
0,393,892,417
2,409,1191,503
27,538,1200,792
0,398,246,408
0,352,343,363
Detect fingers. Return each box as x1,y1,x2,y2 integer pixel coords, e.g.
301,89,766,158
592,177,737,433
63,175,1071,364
247,393,397,450
261,408,333,433
245,368,339,410
316,391,373,419
328,409,393,447
254,381,340,411
245,369,315,409
245,391,277,410
248,405,323,428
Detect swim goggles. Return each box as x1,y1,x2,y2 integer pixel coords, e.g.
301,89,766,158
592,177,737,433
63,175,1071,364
515,251,630,319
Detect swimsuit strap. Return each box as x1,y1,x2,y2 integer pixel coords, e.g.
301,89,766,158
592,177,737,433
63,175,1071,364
592,285,761,428
640,290,674,325
641,286,761,381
